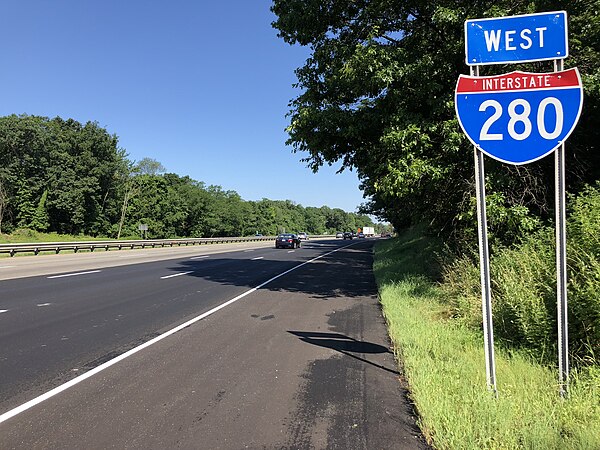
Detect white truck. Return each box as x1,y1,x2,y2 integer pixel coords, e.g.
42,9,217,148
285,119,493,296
362,226,375,237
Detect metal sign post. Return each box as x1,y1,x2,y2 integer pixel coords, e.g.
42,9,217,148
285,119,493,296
473,62,497,394
554,58,569,396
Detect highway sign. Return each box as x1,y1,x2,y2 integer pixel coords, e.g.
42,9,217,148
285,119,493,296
465,11,568,65
455,68,582,165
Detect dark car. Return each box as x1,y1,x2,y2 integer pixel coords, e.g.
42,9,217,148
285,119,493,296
275,233,301,249
343,232,353,240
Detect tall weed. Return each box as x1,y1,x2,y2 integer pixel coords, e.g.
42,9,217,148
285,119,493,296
444,183,600,365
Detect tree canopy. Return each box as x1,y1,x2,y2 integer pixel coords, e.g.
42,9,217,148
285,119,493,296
271,0,600,243
0,114,376,238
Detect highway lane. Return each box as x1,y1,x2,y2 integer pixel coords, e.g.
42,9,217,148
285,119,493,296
0,239,341,412
0,237,428,449
0,238,280,281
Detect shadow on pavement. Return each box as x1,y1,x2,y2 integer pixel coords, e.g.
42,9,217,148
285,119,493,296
166,240,378,300
288,330,399,376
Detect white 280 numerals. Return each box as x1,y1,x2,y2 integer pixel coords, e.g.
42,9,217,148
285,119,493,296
479,97,564,141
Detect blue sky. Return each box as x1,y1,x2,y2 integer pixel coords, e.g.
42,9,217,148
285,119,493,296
0,1,367,213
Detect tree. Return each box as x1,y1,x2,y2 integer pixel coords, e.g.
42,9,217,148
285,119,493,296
0,115,128,236
116,158,166,239
272,1,600,242
136,157,166,176
0,176,8,234
44,118,128,235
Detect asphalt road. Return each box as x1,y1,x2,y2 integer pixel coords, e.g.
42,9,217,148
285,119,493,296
0,238,428,449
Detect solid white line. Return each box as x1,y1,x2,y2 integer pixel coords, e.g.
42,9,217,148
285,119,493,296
37,303,52,307
287,250,295,253
0,310,8,314
160,271,193,279
243,249,254,252
47,270,101,279
251,256,264,260
0,242,356,424
0,265,15,269
190,255,210,260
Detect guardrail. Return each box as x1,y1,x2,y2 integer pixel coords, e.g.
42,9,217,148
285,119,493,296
0,236,276,257
0,235,335,257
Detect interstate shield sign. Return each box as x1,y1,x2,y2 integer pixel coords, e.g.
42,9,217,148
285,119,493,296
455,68,583,165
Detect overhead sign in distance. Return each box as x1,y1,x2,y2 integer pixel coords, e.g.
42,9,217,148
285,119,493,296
465,11,568,65
455,68,583,165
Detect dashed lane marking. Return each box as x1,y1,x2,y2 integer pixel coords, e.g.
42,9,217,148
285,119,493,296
160,271,193,279
47,270,101,279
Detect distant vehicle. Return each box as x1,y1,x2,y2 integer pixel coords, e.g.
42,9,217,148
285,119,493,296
297,232,308,240
343,232,353,240
358,232,365,238
335,232,343,239
362,226,375,237
275,233,301,249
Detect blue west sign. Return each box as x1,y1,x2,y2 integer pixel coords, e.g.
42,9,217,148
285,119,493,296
455,68,583,165
465,11,568,65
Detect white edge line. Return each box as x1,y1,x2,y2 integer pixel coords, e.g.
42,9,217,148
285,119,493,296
0,241,357,424
47,270,101,279
190,255,210,260
0,309,8,314
160,271,193,279
251,256,264,260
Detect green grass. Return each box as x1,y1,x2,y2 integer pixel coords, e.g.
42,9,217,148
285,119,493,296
0,229,113,244
374,228,600,449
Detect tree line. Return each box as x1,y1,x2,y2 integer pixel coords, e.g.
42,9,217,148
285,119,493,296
0,114,376,239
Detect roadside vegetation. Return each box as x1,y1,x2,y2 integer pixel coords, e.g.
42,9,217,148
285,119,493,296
444,182,600,366
374,227,600,450
0,116,379,240
0,229,108,244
